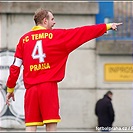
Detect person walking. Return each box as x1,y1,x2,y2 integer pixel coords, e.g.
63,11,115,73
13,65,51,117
95,91,115,131
6,8,121,132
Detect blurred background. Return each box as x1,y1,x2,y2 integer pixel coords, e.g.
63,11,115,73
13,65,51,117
0,1,133,132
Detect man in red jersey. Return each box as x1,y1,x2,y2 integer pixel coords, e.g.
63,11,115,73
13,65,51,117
6,8,122,132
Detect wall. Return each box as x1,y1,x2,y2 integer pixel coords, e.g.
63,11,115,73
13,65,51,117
96,40,133,128
0,1,99,130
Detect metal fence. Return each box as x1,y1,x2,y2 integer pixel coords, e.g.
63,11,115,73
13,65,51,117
97,2,133,41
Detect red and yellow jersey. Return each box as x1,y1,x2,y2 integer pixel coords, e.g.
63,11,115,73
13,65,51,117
6,24,107,89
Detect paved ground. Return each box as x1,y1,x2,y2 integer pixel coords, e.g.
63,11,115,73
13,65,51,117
0,127,95,132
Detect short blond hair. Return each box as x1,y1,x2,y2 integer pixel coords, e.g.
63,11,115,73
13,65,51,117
33,8,51,25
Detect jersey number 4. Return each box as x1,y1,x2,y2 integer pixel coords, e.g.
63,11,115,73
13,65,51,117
32,40,46,63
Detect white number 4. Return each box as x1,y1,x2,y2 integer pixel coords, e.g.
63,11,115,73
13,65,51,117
32,40,46,63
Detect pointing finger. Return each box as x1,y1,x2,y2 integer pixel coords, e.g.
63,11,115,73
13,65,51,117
116,23,123,26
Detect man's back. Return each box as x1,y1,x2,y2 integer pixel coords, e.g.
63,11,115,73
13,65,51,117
16,28,68,86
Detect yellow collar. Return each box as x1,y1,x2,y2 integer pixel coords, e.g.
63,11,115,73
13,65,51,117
31,26,46,31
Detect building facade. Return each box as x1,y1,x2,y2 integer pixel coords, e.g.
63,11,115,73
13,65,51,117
0,1,132,131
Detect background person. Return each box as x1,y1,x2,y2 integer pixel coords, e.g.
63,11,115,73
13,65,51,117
95,91,115,131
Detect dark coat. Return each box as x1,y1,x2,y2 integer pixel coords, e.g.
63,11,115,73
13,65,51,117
95,94,115,127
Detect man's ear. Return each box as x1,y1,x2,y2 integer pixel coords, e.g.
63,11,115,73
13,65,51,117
43,18,47,24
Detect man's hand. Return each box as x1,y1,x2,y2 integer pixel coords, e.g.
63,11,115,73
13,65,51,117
110,23,123,31
6,92,15,106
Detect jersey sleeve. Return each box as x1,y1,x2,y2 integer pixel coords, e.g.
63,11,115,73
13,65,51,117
6,65,21,88
64,24,107,53
14,38,23,59
6,38,23,88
